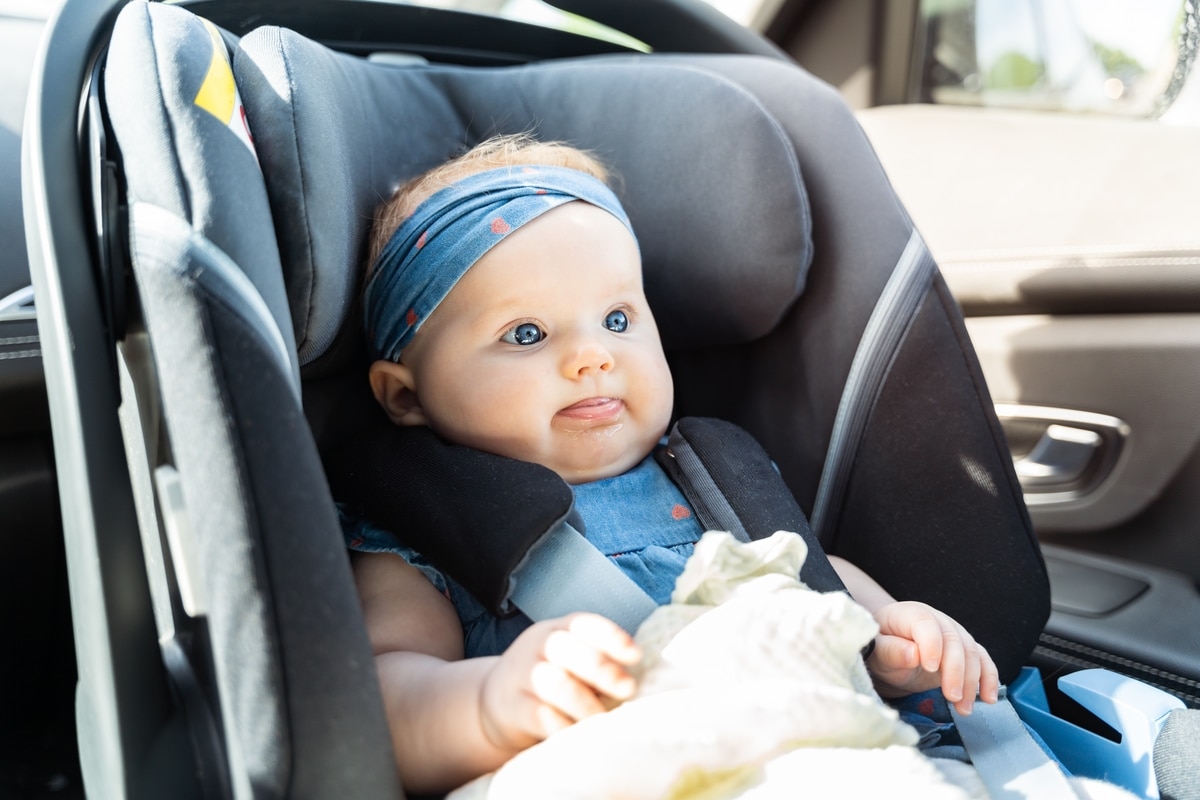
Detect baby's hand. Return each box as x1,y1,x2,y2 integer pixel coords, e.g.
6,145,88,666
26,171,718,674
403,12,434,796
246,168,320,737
866,601,999,715
479,612,641,752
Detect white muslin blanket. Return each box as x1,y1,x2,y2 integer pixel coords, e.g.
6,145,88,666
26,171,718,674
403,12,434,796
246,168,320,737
449,531,1134,800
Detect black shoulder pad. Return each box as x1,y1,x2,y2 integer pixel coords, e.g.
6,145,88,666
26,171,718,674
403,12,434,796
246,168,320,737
324,424,573,615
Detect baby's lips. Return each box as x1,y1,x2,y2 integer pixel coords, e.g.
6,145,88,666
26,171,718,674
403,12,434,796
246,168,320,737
556,397,624,420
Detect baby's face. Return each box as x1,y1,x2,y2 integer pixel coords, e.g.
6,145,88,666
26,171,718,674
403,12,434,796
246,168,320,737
399,201,674,483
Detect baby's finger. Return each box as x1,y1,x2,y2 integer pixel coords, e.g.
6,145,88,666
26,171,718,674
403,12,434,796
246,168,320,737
897,608,946,674
564,613,642,665
934,623,966,704
543,628,638,701
528,660,610,723
869,634,920,672
951,636,982,715
978,644,1000,704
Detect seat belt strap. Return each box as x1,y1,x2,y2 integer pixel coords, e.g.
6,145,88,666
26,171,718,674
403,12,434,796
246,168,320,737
951,693,1083,799
663,431,752,543
508,520,658,634
811,229,935,546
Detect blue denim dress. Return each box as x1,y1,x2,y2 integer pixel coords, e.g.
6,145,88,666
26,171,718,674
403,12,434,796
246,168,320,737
341,452,705,658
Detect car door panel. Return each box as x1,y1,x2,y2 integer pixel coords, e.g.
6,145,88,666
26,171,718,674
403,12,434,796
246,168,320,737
0,313,44,427
965,313,1200,544
1038,542,1200,705
858,104,1200,567
0,6,82,792
859,102,1200,702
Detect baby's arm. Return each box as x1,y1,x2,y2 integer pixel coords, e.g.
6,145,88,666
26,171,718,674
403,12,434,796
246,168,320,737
828,555,999,714
352,551,640,793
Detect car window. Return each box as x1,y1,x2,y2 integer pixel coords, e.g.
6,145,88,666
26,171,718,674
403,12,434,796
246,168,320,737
695,0,782,30
394,0,776,49
915,0,1199,122
455,0,648,49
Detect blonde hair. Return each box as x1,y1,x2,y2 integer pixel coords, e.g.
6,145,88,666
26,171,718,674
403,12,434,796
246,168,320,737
366,134,613,276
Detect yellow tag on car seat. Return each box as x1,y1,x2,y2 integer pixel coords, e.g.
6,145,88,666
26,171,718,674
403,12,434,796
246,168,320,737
193,19,258,161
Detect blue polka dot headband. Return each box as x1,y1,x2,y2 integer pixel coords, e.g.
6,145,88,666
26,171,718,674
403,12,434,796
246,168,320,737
364,165,636,363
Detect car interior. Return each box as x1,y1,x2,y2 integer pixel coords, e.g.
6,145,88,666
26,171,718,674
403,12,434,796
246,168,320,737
8,0,1200,797
1,3,76,796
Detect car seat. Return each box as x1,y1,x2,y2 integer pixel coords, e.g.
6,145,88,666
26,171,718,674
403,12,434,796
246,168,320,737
25,0,1064,796
236,5,1051,658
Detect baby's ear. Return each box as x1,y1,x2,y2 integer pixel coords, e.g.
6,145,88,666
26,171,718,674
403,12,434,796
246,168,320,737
369,360,428,427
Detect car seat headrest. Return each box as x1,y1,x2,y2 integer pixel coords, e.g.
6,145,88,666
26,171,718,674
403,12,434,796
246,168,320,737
104,4,300,383
235,28,813,373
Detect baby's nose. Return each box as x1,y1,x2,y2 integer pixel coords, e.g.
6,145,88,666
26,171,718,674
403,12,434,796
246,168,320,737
563,338,614,377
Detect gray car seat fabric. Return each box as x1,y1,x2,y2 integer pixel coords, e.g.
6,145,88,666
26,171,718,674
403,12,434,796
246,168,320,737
234,25,1048,683
103,3,401,797
105,1,299,387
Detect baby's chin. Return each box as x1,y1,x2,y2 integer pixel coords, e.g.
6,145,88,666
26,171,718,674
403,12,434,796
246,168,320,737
557,441,662,485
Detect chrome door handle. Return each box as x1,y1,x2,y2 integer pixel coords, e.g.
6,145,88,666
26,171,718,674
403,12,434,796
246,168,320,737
1014,424,1102,487
994,404,1128,503
0,284,35,321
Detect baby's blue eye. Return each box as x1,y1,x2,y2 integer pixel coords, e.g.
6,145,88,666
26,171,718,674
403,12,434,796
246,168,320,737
604,309,629,333
501,322,545,346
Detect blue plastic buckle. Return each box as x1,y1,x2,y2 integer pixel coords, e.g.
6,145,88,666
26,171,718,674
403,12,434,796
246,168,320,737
1009,667,1185,798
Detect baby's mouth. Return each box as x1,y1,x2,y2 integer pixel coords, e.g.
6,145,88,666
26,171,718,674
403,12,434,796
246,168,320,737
556,397,624,422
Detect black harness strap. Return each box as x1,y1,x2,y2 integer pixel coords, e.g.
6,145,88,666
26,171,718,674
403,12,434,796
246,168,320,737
658,417,846,595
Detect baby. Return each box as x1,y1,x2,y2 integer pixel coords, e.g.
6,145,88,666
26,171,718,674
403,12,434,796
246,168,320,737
346,134,999,794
